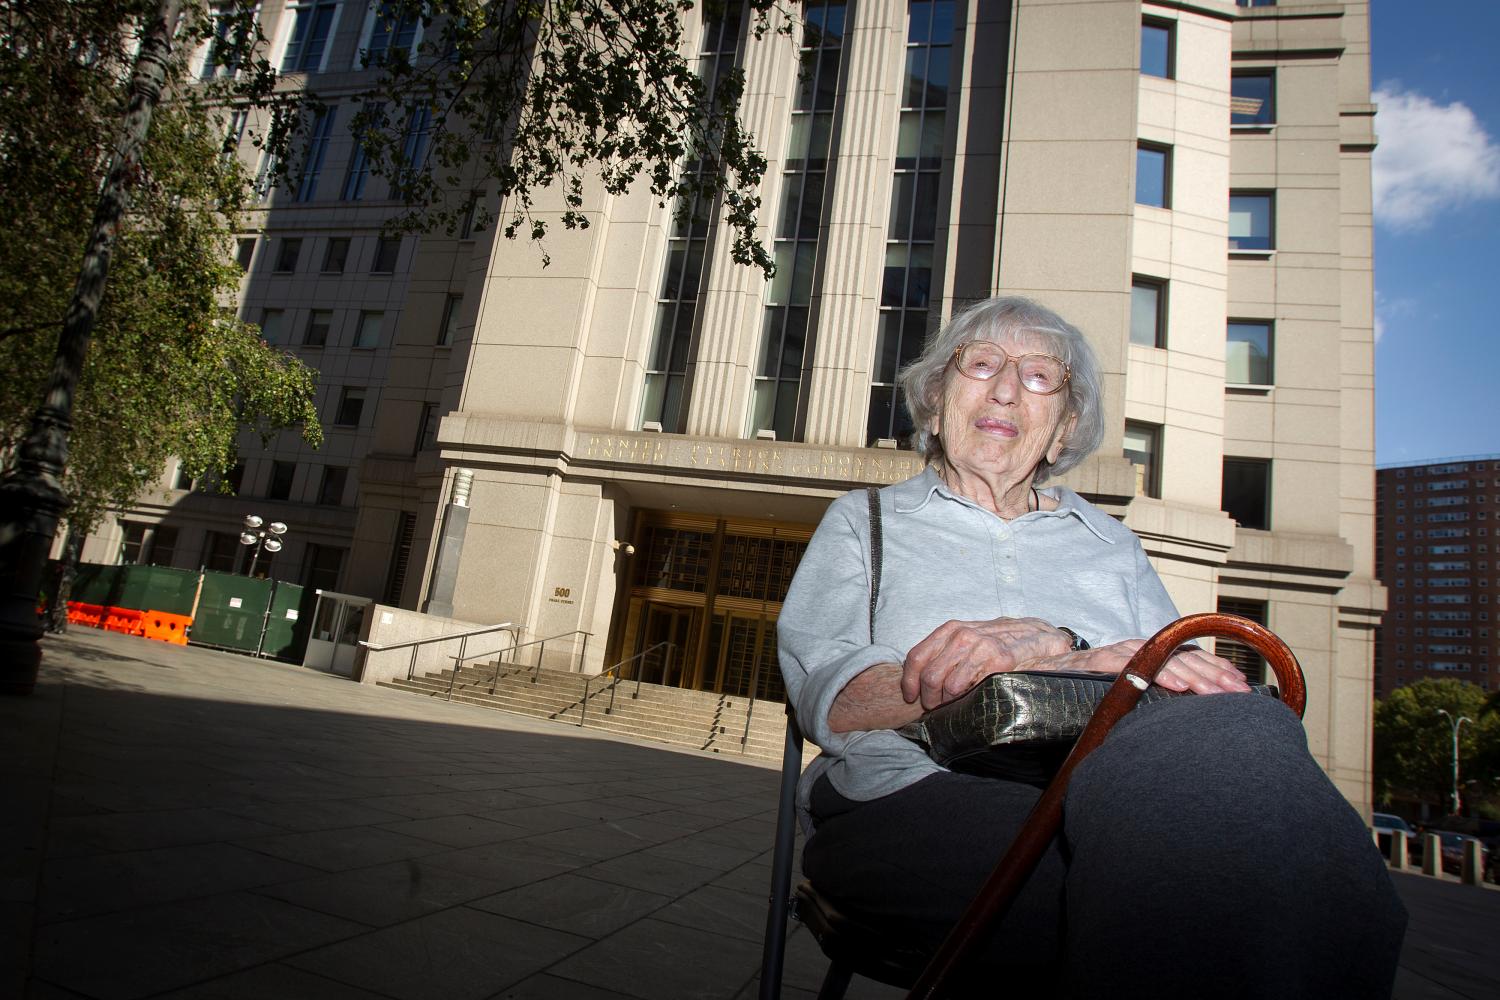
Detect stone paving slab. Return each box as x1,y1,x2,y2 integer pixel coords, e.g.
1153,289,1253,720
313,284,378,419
0,627,1490,1000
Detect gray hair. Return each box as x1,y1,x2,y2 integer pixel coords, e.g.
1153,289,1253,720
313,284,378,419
896,296,1105,482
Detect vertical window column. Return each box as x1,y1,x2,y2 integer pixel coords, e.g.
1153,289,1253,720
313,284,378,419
751,0,848,442
639,5,747,433
867,0,953,448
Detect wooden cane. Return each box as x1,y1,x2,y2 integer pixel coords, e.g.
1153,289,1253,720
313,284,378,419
905,612,1307,1000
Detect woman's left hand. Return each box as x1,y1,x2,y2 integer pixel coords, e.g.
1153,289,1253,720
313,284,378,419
1025,639,1252,695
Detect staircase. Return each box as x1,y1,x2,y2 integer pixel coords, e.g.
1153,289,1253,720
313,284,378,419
379,660,807,764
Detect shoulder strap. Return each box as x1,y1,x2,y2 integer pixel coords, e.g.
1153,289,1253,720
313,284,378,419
866,487,882,643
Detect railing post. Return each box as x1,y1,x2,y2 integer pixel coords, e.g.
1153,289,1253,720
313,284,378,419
579,677,591,727
446,634,466,702
533,640,546,683
407,645,417,681
577,631,590,673
742,691,756,752
607,672,618,715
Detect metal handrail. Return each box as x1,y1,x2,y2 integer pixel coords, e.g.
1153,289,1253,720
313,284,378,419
358,621,522,698
580,642,673,728
486,630,592,693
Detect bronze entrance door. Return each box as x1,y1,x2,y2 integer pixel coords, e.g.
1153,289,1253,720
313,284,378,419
609,512,811,701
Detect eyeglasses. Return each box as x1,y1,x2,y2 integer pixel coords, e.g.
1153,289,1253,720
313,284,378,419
951,342,1071,395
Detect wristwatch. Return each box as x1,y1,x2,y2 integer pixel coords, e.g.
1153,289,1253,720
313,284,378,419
1057,626,1090,651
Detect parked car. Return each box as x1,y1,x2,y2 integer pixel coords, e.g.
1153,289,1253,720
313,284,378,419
1372,812,1416,856
1434,831,1488,876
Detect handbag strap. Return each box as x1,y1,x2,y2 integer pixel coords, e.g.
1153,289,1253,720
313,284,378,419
866,486,882,643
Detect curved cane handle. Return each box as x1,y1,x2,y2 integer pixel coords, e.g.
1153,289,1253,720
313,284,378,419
907,613,1307,1000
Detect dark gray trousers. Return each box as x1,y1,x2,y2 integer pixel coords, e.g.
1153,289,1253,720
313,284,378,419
803,693,1406,998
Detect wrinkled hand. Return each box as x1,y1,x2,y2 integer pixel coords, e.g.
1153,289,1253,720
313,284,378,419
901,617,1072,710
1026,640,1252,695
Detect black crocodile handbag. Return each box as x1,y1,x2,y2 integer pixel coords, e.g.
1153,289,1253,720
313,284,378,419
899,670,1278,786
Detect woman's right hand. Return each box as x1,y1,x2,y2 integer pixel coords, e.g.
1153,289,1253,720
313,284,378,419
900,617,1073,710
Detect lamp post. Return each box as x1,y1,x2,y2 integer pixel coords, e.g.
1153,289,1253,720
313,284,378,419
239,515,287,578
1436,709,1473,816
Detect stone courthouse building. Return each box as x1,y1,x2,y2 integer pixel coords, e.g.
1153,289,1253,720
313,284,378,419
87,0,1383,811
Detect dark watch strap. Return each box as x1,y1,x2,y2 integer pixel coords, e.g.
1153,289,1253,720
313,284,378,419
1057,626,1090,651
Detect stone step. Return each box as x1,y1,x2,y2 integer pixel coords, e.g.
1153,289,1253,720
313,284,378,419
380,665,811,764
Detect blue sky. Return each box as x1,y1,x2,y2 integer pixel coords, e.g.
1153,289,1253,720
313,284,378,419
1370,1,1500,465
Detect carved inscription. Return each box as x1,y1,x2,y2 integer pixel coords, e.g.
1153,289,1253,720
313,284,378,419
579,433,919,484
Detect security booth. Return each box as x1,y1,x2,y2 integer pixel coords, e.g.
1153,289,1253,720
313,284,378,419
303,590,372,677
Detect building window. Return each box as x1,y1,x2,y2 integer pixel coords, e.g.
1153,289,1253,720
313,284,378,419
437,294,463,346
390,105,434,195
1229,191,1274,251
1136,142,1171,209
638,10,744,435
372,236,401,273
303,309,332,347
360,1,421,67
201,531,242,574
251,309,284,346
1223,457,1271,529
235,237,257,271
1226,320,1272,385
300,543,346,591
340,102,382,201
353,311,383,348
1236,0,1275,7
1131,277,1166,347
317,466,348,506
1216,598,1268,684
274,237,303,273
866,0,949,448
1231,70,1275,126
322,237,350,273
294,106,338,201
1124,422,1161,499
119,522,148,565
280,0,341,73
200,2,252,79
334,387,366,426
415,402,439,454
752,0,849,443
1140,17,1174,79
267,461,296,501
174,464,195,491
383,512,418,604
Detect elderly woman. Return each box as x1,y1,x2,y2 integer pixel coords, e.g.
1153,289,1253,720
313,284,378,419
778,297,1405,996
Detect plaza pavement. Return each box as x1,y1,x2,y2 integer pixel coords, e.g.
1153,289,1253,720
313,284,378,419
2,628,1495,1000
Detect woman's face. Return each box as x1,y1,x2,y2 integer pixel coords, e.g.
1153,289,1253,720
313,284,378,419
930,329,1075,488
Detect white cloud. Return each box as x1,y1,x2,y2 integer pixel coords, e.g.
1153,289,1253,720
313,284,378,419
1374,292,1417,345
1373,83,1500,229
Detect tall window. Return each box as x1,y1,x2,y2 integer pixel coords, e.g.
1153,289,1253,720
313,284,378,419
867,0,952,448
1223,458,1271,529
751,0,848,442
383,512,418,604
372,236,401,272
361,1,421,66
353,311,383,348
294,107,338,201
334,386,366,426
222,109,249,162
274,237,302,272
201,531,242,573
1131,277,1166,347
340,103,382,200
390,105,434,196
1140,17,1174,80
1124,422,1162,498
1135,142,1171,208
281,0,341,73
1231,71,1275,126
1226,320,1272,385
322,237,350,272
235,237,256,270
639,5,746,433
303,309,332,346
300,544,346,591
437,294,463,345
201,3,251,79
1229,191,1274,251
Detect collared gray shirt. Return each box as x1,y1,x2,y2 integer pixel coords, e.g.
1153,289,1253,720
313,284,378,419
777,466,1183,827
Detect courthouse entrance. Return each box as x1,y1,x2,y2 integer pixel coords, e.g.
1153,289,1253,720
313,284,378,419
610,511,813,703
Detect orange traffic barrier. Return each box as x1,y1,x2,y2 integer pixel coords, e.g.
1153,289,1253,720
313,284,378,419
102,606,145,636
66,602,105,629
141,610,191,645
